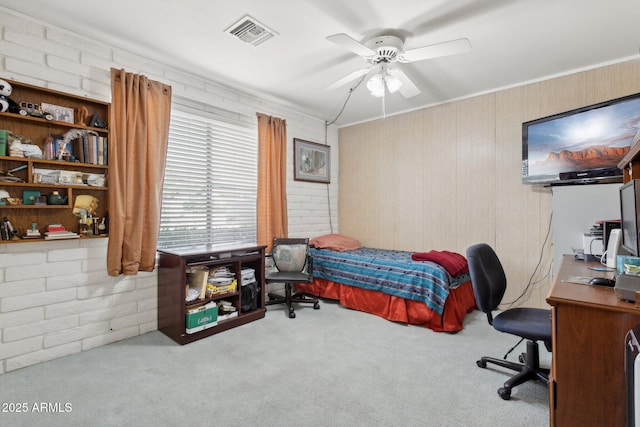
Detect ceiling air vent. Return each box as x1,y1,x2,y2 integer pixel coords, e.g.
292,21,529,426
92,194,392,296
226,15,278,47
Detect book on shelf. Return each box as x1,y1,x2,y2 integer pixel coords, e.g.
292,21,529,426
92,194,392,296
24,229,42,239
75,136,85,164
103,136,108,165
46,224,67,233
44,231,79,240
97,136,104,165
188,267,210,300
0,129,10,156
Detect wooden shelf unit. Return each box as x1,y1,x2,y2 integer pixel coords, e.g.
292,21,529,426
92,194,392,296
157,244,266,345
0,79,109,240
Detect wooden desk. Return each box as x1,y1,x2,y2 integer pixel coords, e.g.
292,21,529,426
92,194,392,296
548,255,640,426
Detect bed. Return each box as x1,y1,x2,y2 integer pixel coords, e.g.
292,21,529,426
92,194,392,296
294,236,477,332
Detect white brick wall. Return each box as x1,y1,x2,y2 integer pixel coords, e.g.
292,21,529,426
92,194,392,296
0,8,338,373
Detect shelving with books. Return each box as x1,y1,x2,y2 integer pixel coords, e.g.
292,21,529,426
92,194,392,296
0,79,110,241
157,244,266,345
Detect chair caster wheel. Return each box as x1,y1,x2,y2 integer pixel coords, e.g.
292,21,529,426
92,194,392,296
289,311,296,318
313,302,320,310
477,360,486,368
498,387,511,400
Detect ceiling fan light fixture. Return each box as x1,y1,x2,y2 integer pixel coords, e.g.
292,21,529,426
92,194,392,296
367,65,402,97
367,74,385,97
385,73,402,94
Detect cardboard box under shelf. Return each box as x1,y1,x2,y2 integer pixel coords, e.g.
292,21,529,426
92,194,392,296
185,305,218,334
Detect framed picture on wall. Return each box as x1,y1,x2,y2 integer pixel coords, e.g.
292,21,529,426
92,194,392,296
294,138,330,183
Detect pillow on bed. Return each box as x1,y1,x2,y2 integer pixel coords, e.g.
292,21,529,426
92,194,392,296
310,234,361,251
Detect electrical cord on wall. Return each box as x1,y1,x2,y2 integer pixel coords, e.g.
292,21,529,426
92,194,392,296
500,211,554,308
325,74,367,128
321,74,368,235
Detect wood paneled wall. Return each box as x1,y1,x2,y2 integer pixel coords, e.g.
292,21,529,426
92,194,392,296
338,59,640,309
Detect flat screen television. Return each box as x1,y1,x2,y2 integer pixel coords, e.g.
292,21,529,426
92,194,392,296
620,179,640,257
522,93,640,184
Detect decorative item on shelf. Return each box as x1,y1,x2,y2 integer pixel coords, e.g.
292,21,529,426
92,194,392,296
84,173,106,187
60,128,98,161
0,165,25,183
7,133,35,158
99,212,109,235
22,190,40,205
40,102,73,124
73,194,98,216
73,195,101,237
46,191,68,205
0,189,8,205
53,135,72,162
43,135,54,160
88,113,107,129
17,102,53,121
20,143,43,159
24,223,41,239
76,105,89,125
79,214,94,236
0,216,19,240
98,216,107,234
0,79,20,114
9,138,23,158
3,198,22,205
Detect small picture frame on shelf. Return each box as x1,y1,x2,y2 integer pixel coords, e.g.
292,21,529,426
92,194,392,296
53,135,73,161
41,103,74,124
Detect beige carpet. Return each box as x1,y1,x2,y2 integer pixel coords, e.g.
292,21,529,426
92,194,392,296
0,299,550,426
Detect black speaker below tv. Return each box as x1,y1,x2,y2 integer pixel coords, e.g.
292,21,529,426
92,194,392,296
558,167,622,181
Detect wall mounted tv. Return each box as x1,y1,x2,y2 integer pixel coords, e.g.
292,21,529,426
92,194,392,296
522,93,640,185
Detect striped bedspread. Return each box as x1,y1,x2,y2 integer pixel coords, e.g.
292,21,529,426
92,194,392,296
309,247,470,315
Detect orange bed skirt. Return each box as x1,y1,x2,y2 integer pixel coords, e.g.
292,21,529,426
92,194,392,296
295,278,477,332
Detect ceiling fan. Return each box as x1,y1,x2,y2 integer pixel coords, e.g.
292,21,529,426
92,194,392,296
326,33,471,98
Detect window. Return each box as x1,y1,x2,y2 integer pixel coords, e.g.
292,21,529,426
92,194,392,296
158,107,258,249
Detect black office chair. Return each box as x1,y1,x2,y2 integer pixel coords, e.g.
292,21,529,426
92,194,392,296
466,243,551,400
265,238,320,318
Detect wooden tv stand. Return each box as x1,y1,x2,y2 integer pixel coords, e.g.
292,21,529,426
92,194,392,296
547,255,640,426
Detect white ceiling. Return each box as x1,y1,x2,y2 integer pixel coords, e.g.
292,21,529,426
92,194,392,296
1,0,639,127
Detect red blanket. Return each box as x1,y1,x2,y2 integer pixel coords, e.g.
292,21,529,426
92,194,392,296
411,250,469,276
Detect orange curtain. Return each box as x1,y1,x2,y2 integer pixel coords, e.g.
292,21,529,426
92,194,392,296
256,113,288,250
107,68,172,276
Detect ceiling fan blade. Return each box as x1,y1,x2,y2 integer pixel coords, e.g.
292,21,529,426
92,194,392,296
326,33,376,57
399,38,471,63
325,67,371,91
392,68,421,98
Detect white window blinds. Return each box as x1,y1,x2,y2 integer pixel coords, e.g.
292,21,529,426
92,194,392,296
158,108,258,249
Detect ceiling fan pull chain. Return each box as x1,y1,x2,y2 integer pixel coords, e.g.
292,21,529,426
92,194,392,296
382,91,386,118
